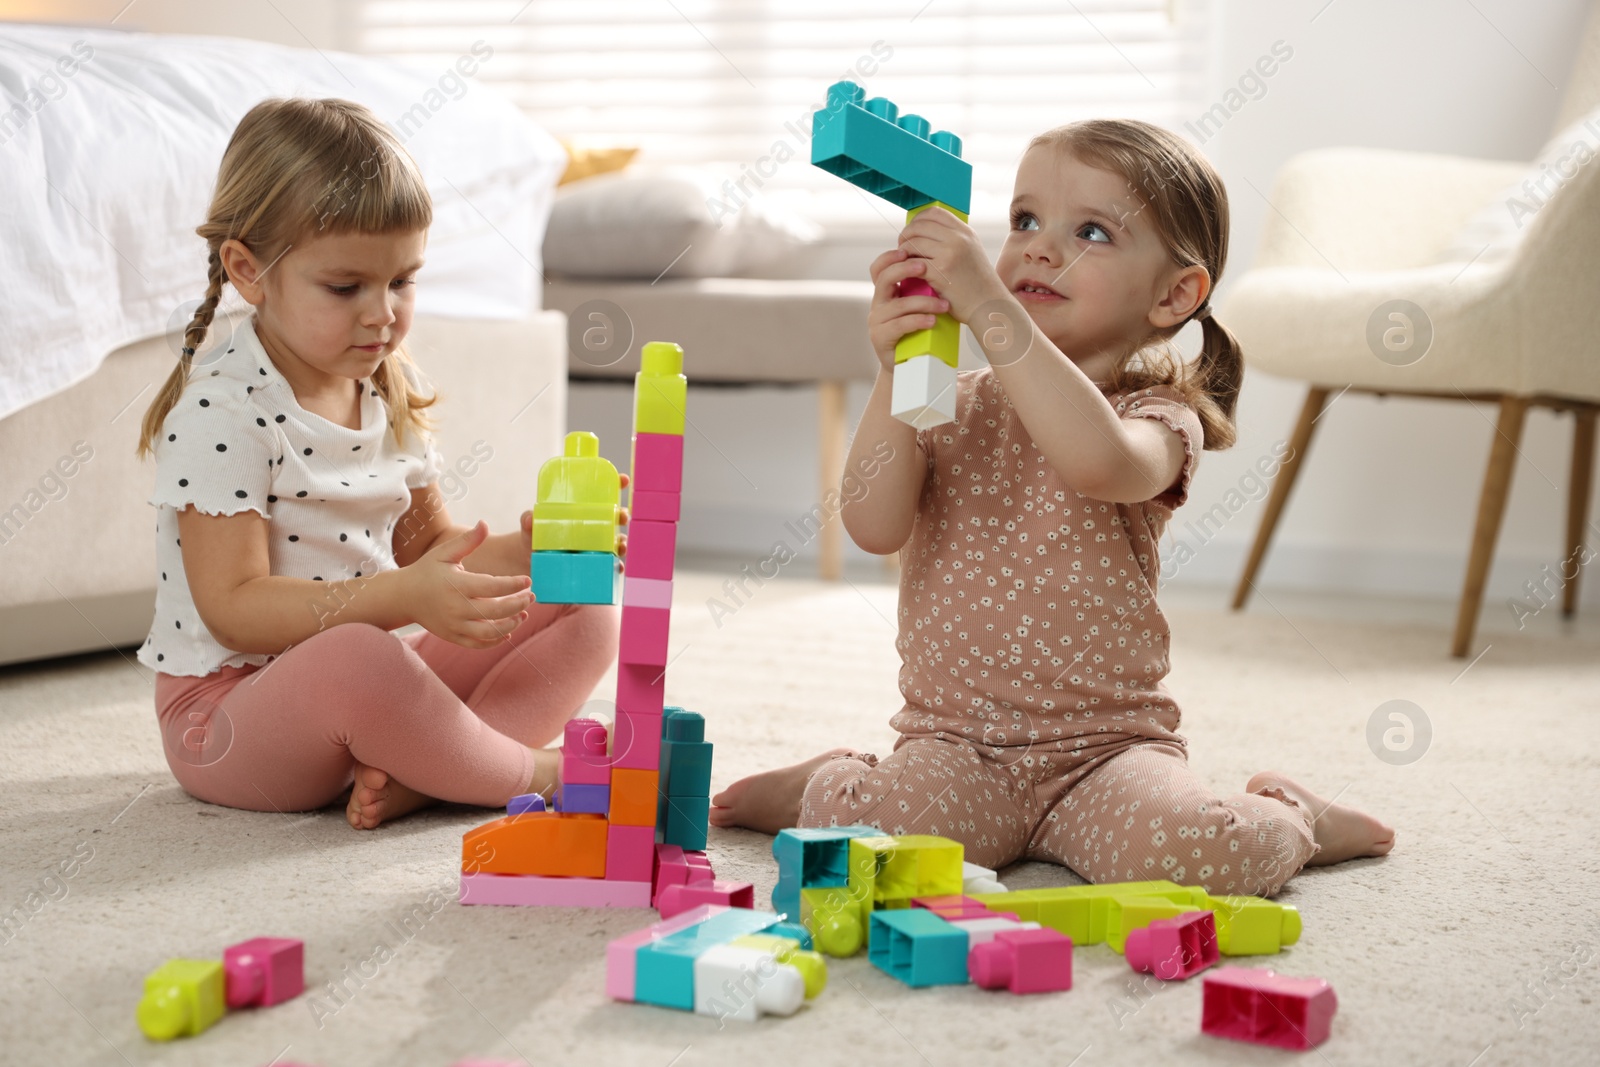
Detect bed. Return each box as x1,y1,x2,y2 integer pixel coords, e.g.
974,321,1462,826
0,24,569,665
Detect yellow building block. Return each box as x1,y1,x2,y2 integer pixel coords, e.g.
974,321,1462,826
634,341,687,436
971,880,1188,945
730,933,829,998
1105,887,1211,954
532,431,621,553
137,958,226,1041
1204,894,1303,956
800,884,869,958
893,200,968,370
847,834,963,907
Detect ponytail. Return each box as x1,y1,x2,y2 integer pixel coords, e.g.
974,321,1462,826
137,246,227,459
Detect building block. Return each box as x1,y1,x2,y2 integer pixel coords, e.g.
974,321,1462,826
684,851,716,883
893,264,963,369
890,353,958,430
912,895,1005,922
730,934,827,998
662,793,711,852
962,861,1005,895
623,520,678,581
622,576,674,610
766,921,813,951
136,959,226,1041
460,812,606,878
459,872,651,908
629,488,680,522
506,792,546,815
532,431,622,553
619,603,671,668
848,834,964,907
950,916,1038,947
609,768,659,826
1106,886,1212,954
968,928,1074,995
969,880,1187,945
531,549,620,605
606,823,658,883
615,663,665,717
612,707,663,770
1201,967,1337,1050
652,844,715,907
634,340,688,437
771,825,882,922
868,908,970,988
660,711,712,797
630,432,685,494
607,904,728,1001
657,880,756,919
799,884,869,958
1205,894,1303,956
1126,911,1220,981
692,944,808,1022
554,782,610,814
811,80,972,213
221,937,303,1009
561,717,611,785
634,907,785,1011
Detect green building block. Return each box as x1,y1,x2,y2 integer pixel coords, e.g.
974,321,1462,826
1105,887,1212,954
1204,895,1303,956
136,958,226,1041
635,341,687,437
970,880,1188,945
848,834,963,907
532,431,621,552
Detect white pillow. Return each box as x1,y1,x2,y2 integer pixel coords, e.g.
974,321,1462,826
1436,105,1600,263
542,165,822,279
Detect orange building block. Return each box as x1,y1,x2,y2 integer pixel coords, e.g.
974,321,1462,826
461,812,607,878
610,769,660,826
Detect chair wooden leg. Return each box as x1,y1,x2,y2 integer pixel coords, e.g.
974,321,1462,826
1230,386,1330,610
1452,395,1530,657
1564,405,1597,617
818,380,847,581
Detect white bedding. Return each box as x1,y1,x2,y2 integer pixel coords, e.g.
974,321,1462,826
0,24,567,420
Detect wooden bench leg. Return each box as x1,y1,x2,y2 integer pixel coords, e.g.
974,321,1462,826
1231,386,1329,610
1564,405,1596,617
818,380,847,581
1452,395,1529,657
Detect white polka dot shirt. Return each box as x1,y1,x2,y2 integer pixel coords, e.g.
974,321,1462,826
137,318,443,676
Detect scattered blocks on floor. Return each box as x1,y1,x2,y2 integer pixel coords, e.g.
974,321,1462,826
137,959,226,1041
1206,894,1302,956
531,549,620,605
1126,910,1220,981
850,834,964,907
868,908,970,988
657,880,756,919
968,928,1074,995
606,904,728,1002
961,861,1005,895
633,907,788,1011
459,872,651,908
222,937,303,1009
1201,966,1337,1050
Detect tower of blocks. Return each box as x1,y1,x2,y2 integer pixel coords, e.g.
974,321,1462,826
460,341,737,909
530,430,623,605
812,80,972,429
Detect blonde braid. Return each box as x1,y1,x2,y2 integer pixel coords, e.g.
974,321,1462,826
137,245,228,458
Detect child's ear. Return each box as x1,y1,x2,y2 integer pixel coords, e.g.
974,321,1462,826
219,239,269,307
1151,263,1210,328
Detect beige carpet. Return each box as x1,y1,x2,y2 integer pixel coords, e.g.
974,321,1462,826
3,570,1598,1067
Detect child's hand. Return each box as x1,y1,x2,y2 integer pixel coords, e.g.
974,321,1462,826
406,521,532,649
897,206,1008,325
867,249,951,374
518,472,631,558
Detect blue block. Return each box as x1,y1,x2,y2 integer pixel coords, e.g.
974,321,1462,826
633,908,784,1010
868,909,970,988
506,792,546,815
554,783,609,814
661,738,712,798
770,826,882,917
530,550,620,605
811,81,972,213
661,794,711,852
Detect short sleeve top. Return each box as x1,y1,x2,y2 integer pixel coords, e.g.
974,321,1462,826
136,317,443,677
892,367,1204,766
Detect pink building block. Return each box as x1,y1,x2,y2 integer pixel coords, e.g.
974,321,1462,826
622,576,674,610
606,904,730,1001
652,844,717,907
656,880,756,919
968,927,1073,995
1201,967,1338,1051
619,603,670,668
624,520,677,580
913,895,1012,921
684,851,715,882
631,432,684,493
561,718,611,785
612,708,662,770
607,824,658,883
459,873,652,908
1126,910,1219,981
615,663,665,717
222,937,304,1009
629,489,680,522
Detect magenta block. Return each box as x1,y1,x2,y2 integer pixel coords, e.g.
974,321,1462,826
619,603,670,668
624,520,677,581
968,928,1072,995
1201,966,1338,1051
459,872,652,908
684,850,715,883
615,663,665,717
607,824,657,883
629,488,680,522
612,707,662,770
561,717,611,785
606,904,728,1001
222,937,304,1009
630,432,684,493
656,880,756,919
622,576,674,610
1126,910,1219,981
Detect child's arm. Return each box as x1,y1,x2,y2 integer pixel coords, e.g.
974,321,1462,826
392,483,527,576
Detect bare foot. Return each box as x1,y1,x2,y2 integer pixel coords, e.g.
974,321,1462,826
1247,771,1396,866
346,763,439,830
709,748,867,835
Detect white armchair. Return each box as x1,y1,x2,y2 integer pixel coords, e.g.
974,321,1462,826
1222,4,1600,657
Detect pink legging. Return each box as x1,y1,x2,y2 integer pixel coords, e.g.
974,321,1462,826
152,603,618,813
801,738,1317,897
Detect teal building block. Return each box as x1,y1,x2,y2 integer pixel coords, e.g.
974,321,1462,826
770,826,882,918
662,794,711,852
767,921,814,951
634,907,783,1010
661,713,712,798
811,81,971,213
530,550,620,605
868,908,970,988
